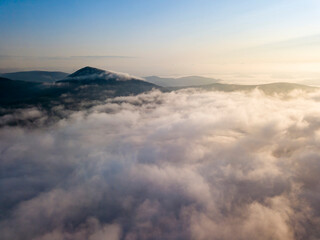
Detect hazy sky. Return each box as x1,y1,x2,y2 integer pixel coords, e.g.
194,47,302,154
1,0,320,81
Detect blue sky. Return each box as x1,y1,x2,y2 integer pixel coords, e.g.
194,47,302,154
1,0,320,81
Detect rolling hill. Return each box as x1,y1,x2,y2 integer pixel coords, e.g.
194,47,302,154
0,67,163,109
1,71,69,83
145,75,220,87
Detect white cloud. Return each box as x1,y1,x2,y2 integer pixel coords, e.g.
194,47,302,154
1,89,320,239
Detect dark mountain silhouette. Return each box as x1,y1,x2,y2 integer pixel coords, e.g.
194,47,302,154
59,66,145,84
1,71,68,83
0,67,163,110
67,66,105,78
0,77,45,105
0,67,317,113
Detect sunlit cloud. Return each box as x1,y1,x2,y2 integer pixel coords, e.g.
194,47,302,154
1,89,320,239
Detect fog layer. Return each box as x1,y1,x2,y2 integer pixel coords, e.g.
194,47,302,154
1,89,320,240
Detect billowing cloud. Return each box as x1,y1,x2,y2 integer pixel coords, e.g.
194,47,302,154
1,89,320,239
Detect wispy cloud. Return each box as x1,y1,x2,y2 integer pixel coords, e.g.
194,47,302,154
0,55,137,60
255,34,320,50
70,55,137,59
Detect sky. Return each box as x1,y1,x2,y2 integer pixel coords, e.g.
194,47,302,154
1,0,320,82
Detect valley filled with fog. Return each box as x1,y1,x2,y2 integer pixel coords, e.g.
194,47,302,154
2,0,320,239
1,86,320,240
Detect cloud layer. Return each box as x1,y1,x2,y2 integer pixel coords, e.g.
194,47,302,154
1,89,320,239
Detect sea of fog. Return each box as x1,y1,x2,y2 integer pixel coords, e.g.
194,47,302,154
1,89,320,240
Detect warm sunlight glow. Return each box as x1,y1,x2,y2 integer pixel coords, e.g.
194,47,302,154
1,1,320,239
1,0,320,83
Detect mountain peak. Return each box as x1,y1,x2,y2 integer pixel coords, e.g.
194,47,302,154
68,66,106,78
59,66,145,83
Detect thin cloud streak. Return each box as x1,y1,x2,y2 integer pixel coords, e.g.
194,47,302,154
0,55,136,60
71,56,137,59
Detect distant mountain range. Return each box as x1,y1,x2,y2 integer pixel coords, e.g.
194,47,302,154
299,79,320,87
144,75,220,87
0,67,162,109
176,82,315,94
1,71,68,83
0,66,317,112
1,70,221,87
